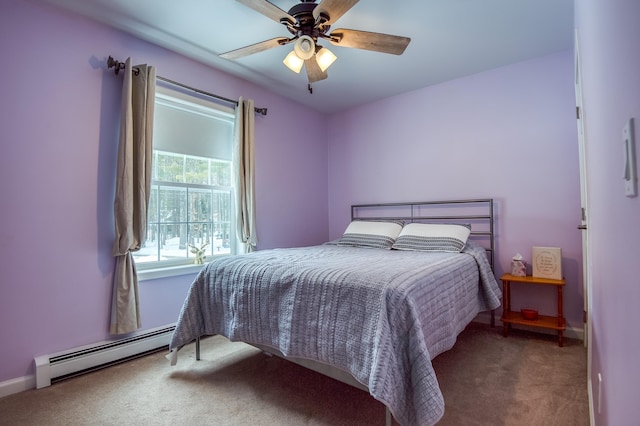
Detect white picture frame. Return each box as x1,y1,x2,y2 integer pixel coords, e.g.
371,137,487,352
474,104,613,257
532,246,562,280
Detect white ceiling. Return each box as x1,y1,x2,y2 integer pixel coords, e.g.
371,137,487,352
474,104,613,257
41,0,574,114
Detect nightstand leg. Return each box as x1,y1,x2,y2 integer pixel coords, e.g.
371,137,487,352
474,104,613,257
558,286,564,347
502,280,510,337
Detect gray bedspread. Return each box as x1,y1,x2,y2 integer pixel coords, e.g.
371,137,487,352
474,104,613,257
169,242,501,426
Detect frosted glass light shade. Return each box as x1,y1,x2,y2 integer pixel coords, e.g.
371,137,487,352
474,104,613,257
293,35,315,60
283,50,304,73
315,47,337,72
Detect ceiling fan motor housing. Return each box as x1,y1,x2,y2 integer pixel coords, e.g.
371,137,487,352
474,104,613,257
283,1,330,39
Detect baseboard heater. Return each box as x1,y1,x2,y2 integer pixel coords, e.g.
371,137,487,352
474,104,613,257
34,324,175,389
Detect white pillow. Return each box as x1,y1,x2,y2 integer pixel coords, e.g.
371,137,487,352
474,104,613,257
337,220,403,249
392,223,471,252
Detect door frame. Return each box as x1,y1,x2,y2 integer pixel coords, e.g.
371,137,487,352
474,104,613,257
574,27,593,422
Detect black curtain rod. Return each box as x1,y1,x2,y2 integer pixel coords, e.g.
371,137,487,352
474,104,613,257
107,56,267,116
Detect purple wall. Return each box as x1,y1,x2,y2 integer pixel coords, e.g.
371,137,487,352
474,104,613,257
576,1,640,424
0,0,327,382
327,51,583,331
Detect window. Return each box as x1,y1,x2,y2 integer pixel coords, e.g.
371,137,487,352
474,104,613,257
134,84,236,271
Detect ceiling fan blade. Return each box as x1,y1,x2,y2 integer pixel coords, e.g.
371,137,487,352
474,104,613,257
220,37,291,60
236,0,295,25
313,0,359,25
305,58,328,83
329,28,411,55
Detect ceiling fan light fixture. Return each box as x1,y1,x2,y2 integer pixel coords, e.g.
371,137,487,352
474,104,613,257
283,50,304,73
293,35,315,60
315,47,337,72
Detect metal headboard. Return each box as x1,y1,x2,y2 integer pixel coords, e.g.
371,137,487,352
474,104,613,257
350,199,495,269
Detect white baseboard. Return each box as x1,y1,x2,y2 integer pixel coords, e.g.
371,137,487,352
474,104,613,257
0,375,36,398
473,311,585,341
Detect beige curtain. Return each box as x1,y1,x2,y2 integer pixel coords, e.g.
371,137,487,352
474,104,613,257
110,58,156,335
234,97,257,253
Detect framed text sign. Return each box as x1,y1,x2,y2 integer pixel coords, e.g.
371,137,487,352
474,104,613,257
532,246,562,280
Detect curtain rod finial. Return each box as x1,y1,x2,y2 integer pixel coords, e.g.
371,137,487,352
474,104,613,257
255,107,268,116
107,56,125,75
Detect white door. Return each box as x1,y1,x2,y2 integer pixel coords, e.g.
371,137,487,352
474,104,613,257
574,29,591,349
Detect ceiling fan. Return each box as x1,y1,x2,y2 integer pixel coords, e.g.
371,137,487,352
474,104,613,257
220,0,411,91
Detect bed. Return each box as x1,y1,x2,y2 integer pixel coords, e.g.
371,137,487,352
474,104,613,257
169,199,502,426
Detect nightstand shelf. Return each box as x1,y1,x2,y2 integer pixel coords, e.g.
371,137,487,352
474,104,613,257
501,310,566,330
500,273,566,346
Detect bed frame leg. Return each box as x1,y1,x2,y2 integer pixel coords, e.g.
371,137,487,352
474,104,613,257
196,336,201,361
385,406,392,426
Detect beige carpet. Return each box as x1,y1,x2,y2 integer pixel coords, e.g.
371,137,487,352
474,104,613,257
0,323,588,425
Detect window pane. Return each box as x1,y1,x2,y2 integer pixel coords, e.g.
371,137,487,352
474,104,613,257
155,152,184,183
148,186,158,224
214,190,232,223
159,223,187,260
185,156,209,185
188,188,212,223
213,190,232,254
158,187,187,261
159,186,187,223
213,221,231,254
211,160,231,186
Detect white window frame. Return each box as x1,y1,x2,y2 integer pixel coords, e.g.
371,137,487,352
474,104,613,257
136,84,236,280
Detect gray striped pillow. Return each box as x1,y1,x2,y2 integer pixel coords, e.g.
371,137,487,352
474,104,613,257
392,223,471,252
337,221,403,249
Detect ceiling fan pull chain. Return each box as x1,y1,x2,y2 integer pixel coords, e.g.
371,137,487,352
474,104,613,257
308,83,313,94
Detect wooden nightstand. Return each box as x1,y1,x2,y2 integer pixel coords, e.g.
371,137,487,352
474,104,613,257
500,273,566,346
